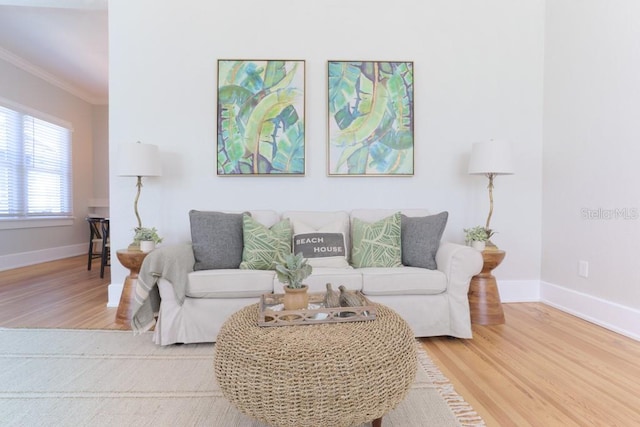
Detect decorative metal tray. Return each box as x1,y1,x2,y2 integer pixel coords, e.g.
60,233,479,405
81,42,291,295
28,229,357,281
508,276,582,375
258,291,377,327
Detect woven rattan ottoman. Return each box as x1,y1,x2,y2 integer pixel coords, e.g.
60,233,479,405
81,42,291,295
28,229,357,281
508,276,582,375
214,303,417,427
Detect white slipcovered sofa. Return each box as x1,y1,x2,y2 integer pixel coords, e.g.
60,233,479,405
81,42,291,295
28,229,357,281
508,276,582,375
133,209,483,346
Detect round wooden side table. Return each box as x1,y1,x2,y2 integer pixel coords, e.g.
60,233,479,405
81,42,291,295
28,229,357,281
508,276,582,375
468,249,506,325
115,249,149,327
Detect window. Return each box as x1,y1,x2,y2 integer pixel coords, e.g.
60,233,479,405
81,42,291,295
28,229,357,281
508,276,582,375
0,101,72,221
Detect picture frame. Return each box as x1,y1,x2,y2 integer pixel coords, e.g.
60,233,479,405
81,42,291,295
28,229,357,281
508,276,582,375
327,61,414,176
217,59,306,176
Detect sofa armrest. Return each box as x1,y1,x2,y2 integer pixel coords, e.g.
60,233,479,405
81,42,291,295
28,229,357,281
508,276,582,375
434,242,482,338
436,242,483,293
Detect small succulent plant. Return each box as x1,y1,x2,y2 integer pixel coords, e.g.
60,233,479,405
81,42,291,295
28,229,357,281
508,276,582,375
133,227,163,244
463,226,491,243
275,253,312,289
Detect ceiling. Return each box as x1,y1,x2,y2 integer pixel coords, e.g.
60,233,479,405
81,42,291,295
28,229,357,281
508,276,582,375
0,0,108,105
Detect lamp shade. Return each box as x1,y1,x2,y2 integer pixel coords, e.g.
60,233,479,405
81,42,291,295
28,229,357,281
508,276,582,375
117,142,162,177
468,140,514,175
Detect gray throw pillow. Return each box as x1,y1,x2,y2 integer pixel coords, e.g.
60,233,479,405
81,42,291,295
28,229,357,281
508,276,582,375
401,212,448,270
189,210,246,270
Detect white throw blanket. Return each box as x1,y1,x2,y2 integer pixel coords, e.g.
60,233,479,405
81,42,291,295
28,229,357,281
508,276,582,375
131,243,195,333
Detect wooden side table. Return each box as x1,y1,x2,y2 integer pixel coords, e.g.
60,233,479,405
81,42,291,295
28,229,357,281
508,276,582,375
468,249,506,325
115,249,149,327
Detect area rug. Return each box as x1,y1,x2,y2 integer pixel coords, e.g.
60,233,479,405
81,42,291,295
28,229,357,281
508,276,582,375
0,328,484,426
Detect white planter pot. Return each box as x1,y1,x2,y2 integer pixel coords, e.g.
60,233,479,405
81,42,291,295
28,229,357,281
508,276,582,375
139,240,156,253
471,240,486,251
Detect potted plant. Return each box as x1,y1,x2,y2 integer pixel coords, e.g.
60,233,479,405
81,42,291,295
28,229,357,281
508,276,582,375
275,252,313,310
464,226,490,251
133,227,163,253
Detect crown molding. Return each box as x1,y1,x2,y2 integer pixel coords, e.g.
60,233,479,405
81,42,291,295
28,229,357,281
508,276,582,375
0,0,107,10
0,46,107,105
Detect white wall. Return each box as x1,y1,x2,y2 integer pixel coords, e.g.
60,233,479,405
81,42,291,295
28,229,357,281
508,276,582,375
543,1,640,315
3,0,637,338
109,0,544,289
0,56,102,266
92,105,109,207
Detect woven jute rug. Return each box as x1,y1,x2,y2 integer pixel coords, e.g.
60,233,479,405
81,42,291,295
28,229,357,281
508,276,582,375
0,328,484,426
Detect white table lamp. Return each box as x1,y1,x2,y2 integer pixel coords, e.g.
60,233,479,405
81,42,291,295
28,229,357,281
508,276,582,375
118,141,162,230
468,140,514,237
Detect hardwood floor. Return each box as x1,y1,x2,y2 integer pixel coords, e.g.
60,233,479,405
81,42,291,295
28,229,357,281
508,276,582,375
0,255,124,329
422,305,640,426
1,255,640,426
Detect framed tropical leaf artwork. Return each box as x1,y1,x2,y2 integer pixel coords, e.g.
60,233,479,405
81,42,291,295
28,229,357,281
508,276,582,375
217,59,305,175
327,61,414,176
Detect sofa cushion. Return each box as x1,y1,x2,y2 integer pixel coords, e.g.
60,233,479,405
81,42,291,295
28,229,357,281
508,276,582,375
240,214,291,270
283,211,351,268
187,269,275,298
350,208,431,223
359,266,447,296
351,212,402,268
292,232,348,268
401,211,448,270
189,210,245,270
276,267,362,293
247,210,281,228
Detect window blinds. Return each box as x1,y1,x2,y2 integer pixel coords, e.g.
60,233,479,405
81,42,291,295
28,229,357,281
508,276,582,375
0,103,72,218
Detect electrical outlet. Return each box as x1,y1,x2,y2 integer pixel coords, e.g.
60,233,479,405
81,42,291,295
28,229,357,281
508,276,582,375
578,260,589,278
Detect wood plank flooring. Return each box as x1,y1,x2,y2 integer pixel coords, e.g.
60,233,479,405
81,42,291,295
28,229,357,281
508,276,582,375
1,255,640,426
422,304,640,426
0,255,123,329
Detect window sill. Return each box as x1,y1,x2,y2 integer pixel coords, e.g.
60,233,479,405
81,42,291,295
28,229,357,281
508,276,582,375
0,217,74,230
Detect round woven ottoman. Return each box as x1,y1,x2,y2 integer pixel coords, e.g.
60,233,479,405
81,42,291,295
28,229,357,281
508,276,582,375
214,303,417,427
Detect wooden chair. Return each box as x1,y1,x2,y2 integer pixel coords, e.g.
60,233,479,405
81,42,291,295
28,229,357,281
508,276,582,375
86,217,103,271
86,217,110,278
100,218,110,278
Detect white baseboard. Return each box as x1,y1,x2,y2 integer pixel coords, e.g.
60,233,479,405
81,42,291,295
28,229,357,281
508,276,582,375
495,279,639,341
0,244,86,271
540,281,640,341
107,283,122,308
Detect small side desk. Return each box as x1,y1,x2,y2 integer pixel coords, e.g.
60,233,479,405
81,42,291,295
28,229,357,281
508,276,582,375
468,249,506,325
115,249,149,327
